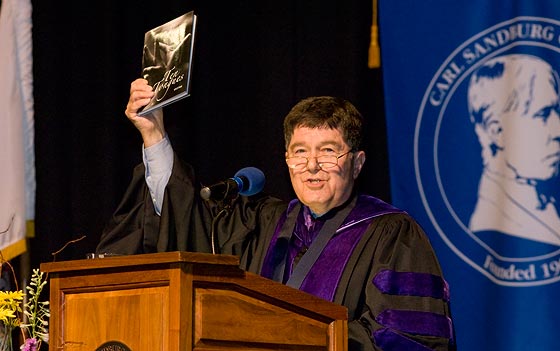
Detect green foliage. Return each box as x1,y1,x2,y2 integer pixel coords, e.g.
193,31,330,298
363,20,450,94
20,269,50,344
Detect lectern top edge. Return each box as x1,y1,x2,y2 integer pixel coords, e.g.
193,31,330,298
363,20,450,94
40,251,240,273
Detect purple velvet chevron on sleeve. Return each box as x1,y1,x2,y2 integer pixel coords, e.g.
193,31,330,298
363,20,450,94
371,269,454,349
376,309,453,338
373,269,450,301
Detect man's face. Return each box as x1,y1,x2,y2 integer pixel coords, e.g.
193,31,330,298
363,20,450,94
285,126,364,215
500,72,560,180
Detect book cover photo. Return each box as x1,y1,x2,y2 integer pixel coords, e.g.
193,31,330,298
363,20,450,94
138,11,197,116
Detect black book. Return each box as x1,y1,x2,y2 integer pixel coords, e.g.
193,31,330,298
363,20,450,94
137,11,197,116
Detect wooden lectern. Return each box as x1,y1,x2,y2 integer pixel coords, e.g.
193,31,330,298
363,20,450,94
40,251,348,351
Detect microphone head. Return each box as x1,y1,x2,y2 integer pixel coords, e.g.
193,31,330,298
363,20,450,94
234,167,265,196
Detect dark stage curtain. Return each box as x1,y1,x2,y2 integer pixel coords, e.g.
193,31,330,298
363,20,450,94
30,0,389,267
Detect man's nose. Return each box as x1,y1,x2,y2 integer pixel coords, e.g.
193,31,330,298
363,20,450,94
306,156,321,172
550,107,560,142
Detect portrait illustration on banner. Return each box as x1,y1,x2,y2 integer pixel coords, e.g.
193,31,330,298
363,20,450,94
415,17,560,286
467,54,560,248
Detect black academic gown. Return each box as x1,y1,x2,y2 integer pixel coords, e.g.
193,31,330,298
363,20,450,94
97,155,455,351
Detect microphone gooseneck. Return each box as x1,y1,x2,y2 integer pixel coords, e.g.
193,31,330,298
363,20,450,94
202,167,266,255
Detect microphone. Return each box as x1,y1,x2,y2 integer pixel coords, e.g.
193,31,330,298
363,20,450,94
200,167,265,201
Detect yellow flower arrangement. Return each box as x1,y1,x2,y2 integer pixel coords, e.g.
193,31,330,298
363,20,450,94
0,269,49,351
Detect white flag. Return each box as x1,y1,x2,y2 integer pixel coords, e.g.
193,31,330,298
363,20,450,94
0,0,34,260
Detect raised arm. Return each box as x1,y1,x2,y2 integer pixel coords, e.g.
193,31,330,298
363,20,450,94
126,78,165,147
126,78,173,215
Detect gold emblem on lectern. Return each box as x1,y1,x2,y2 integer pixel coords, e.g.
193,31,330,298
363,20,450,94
95,340,132,351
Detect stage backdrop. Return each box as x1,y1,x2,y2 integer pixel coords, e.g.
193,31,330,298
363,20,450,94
30,1,387,266
379,1,560,350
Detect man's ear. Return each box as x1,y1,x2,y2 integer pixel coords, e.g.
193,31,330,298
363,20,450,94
352,151,366,179
474,120,504,150
486,120,504,148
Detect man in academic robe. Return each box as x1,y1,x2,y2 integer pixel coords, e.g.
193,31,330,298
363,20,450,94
97,79,455,351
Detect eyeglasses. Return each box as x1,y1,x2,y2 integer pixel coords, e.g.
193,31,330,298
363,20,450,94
285,150,353,170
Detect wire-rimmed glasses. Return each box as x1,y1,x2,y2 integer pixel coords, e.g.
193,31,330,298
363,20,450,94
285,150,352,170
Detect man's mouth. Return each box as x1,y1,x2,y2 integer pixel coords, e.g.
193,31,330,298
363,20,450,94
543,151,560,163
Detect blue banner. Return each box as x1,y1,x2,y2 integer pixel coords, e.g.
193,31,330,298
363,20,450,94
379,2,560,350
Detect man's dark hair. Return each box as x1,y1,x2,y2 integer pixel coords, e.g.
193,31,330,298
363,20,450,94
283,96,364,150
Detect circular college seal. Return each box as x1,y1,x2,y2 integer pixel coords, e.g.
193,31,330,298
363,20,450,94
416,16,560,287
95,341,132,351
